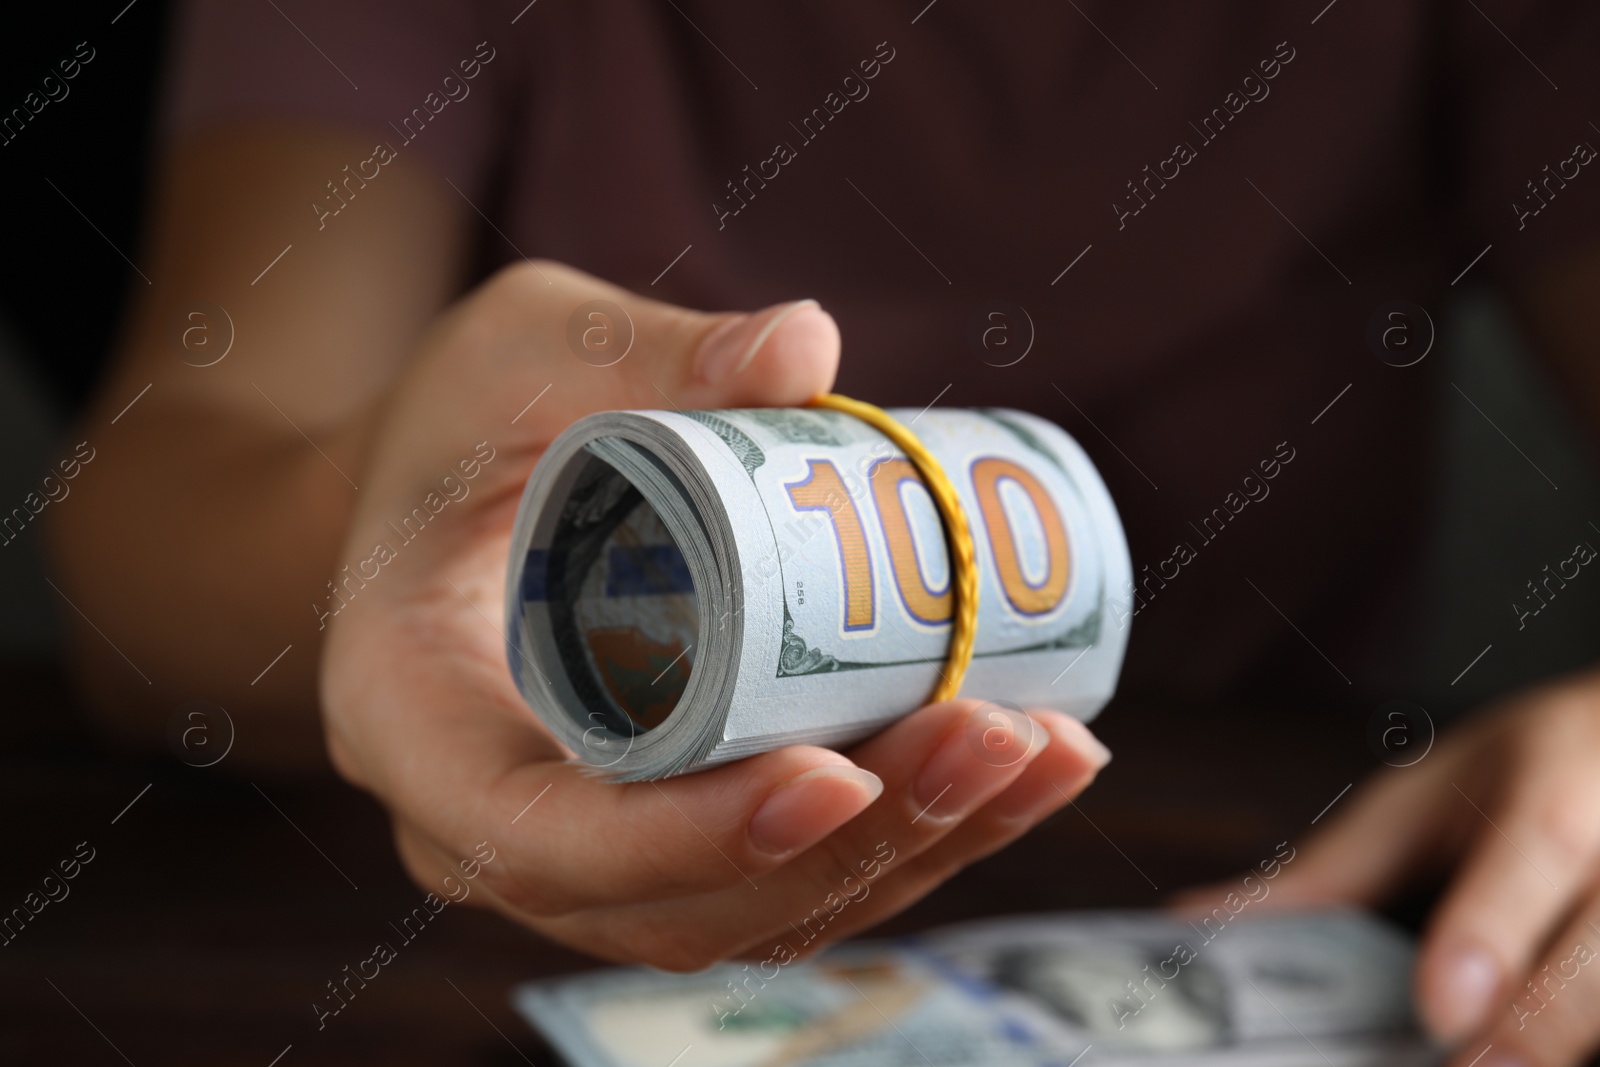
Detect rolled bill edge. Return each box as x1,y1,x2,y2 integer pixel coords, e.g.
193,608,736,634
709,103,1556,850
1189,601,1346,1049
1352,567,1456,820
504,407,1132,780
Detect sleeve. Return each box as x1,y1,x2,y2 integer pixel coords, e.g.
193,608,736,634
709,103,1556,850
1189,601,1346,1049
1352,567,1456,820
160,0,514,199
1448,0,1600,283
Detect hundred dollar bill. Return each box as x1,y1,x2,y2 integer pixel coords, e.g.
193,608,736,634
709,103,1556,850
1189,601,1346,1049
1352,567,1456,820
923,910,1435,1066
510,910,1437,1067
504,406,1131,779
514,945,1056,1067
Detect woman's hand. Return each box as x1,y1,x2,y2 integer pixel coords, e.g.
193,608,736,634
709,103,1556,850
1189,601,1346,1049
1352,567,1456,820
320,260,1111,968
1231,672,1600,1067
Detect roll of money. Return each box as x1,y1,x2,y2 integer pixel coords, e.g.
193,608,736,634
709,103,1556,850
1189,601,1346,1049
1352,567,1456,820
503,405,1131,779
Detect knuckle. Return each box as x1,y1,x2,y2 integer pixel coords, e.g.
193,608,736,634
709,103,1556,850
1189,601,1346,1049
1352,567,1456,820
389,825,442,890
661,307,717,354
477,259,559,313
1525,690,1600,747
630,928,727,974
395,853,437,897
1528,790,1597,861
491,258,555,292
475,857,573,919
321,729,366,790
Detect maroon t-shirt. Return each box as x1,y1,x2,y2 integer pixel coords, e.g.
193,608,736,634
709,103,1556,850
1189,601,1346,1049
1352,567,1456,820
166,0,1600,705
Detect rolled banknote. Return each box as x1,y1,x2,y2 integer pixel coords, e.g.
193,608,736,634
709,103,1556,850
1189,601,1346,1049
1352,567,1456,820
503,405,1131,779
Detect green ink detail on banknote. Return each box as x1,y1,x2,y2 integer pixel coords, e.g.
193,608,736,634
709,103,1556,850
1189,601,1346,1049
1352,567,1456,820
733,408,848,446
683,410,765,478
778,607,841,676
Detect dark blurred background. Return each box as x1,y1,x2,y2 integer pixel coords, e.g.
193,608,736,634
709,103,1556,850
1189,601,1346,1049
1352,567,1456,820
0,0,170,656
8,3,1600,713
5,1,1600,1063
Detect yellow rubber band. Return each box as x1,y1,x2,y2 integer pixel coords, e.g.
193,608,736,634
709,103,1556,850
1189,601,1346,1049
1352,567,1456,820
808,393,978,704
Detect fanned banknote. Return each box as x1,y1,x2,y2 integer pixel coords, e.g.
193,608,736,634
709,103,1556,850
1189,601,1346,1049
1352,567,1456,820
923,910,1433,1066
511,910,1440,1067
504,407,1131,778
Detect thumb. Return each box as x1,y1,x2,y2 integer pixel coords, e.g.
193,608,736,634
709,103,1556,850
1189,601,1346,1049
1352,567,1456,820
358,259,839,510
1260,764,1454,909
502,259,840,424
678,297,840,407
1168,764,1454,916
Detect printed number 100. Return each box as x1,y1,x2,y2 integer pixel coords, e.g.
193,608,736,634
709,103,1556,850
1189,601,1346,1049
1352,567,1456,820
784,456,1070,633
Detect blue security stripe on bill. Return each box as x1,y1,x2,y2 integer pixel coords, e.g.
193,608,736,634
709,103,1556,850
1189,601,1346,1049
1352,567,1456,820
522,546,692,602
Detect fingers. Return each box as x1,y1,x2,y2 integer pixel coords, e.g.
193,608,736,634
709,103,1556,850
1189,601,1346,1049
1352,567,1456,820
476,259,839,424
463,743,882,917
800,710,1111,945
1451,889,1600,1067
336,605,886,917
1417,712,1600,1042
686,297,840,406
329,522,892,934
357,260,839,514
392,820,494,908
550,704,1108,970
883,711,1110,874
1246,755,1459,911
1166,746,1464,929
811,698,1054,873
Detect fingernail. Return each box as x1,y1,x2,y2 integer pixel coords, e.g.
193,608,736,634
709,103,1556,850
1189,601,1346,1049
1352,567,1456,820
748,764,882,856
988,713,1110,822
694,299,819,384
1427,945,1500,1039
913,706,1043,822
1049,712,1112,769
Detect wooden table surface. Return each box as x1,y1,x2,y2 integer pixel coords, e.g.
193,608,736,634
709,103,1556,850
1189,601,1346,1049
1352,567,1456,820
0,656,1389,1065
